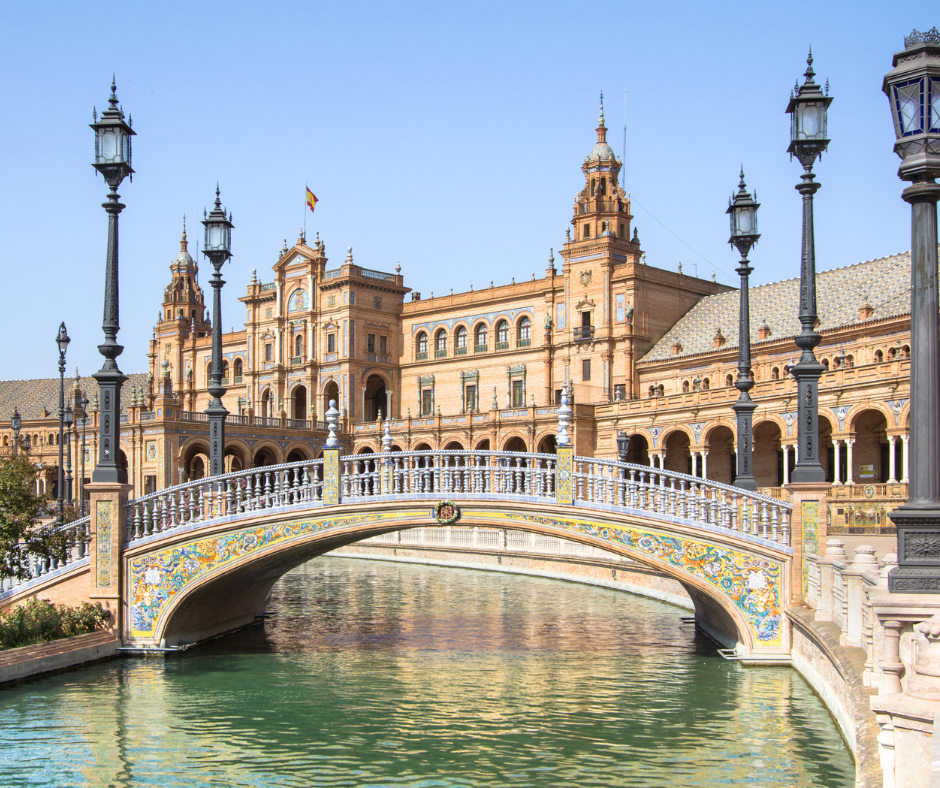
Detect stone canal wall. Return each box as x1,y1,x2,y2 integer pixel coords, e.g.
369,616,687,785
0,630,118,685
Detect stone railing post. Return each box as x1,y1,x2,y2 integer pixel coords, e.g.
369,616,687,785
784,480,831,605
87,479,133,642
323,399,342,505
380,418,393,495
842,545,879,647
554,380,574,505
815,538,846,622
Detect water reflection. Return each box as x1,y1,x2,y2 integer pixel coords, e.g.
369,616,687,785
0,557,853,787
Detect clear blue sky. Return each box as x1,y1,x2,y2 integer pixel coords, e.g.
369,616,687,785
0,1,929,381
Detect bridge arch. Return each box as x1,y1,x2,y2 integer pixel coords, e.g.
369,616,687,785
126,499,784,656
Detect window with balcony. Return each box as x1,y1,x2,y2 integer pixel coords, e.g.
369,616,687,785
435,329,447,358
475,323,488,352
455,326,467,355
421,388,433,415
465,384,477,412
416,332,428,361
495,320,509,350
233,358,243,383
517,316,531,347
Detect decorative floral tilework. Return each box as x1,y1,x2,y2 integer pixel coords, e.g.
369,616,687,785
128,510,411,639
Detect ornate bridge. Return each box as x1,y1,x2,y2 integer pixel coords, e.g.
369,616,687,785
1,447,797,657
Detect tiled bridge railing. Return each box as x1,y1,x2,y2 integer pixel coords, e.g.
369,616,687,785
0,450,792,599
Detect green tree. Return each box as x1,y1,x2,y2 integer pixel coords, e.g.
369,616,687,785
0,453,70,580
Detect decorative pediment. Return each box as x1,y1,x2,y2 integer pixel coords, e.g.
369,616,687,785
575,297,596,311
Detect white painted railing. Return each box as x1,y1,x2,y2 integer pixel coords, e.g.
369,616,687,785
572,458,791,544
0,515,92,598
125,459,326,541
116,450,791,550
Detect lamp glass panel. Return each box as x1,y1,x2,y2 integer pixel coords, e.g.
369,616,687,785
797,102,825,140
736,207,754,234
209,225,222,249
930,78,940,132
100,130,117,162
895,80,924,135
122,134,130,164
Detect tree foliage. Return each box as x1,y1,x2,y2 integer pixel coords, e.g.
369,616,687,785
0,453,70,580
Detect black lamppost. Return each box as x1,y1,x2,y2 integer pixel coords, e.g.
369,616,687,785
79,395,89,515
55,323,69,525
64,403,74,509
728,169,760,491
10,407,20,458
202,186,234,476
616,430,631,463
883,28,940,592
89,78,134,484
786,50,832,484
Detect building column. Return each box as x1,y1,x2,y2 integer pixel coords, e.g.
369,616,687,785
385,390,393,420
701,450,708,480
690,451,698,477
782,444,790,486
886,435,897,484
901,434,910,484
845,438,855,485
832,439,842,484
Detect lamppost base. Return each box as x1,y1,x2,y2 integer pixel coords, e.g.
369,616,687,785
791,465,827,485
889,506,940,593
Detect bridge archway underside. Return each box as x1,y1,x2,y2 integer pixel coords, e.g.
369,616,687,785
124,499,790,654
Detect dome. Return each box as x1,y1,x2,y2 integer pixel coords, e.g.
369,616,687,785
174,249,194,267
588,141,616,162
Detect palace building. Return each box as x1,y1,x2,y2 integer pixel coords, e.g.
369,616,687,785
0,104,922,534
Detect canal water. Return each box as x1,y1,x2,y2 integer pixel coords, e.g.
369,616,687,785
0,557,854,787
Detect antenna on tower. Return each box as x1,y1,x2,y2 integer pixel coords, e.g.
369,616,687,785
622,87,627,188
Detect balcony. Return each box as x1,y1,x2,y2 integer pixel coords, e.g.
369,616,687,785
474,344,488,353
290,355,303,366
495,341,509,351
233,376,243,384
435,349,447,358
416,352,428,361
455,346,467,356
573,326,594,342
517,338,531,348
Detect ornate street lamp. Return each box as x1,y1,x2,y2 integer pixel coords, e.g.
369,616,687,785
10,407,21,458
786,50,832,484
202,186,234,476
55,322,69,525
883,28,940,592
64,404,74,508
90,77,134,484
79,395,89,515
616,431,631,463
727,169,760,491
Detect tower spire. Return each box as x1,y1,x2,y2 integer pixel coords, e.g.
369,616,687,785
180,215,188,253
597,91,607,143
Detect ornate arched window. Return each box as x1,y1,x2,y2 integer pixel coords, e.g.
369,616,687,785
496,320,509,349
295,333,303,358
435,329,447,357
455,326,467,354
517,316,531,346
475,323,488,351
416,332,428,358
233,358,243,382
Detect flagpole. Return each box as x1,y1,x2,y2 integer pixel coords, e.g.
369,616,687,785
304,182,307,243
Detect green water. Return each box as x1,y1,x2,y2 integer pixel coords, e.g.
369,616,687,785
0,558,853,787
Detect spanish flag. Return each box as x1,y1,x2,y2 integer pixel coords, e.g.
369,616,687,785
306,187,318,213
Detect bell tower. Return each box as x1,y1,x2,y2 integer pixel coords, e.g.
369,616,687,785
569,94,636,248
